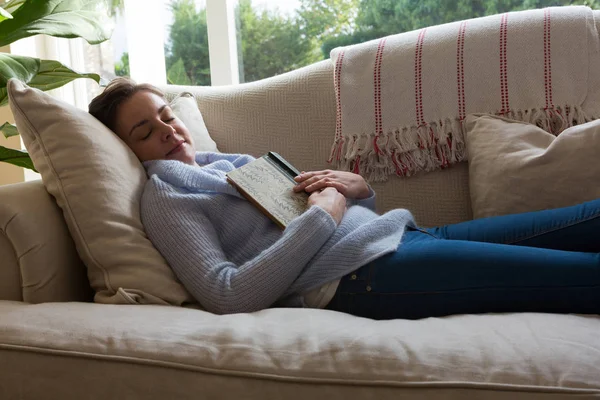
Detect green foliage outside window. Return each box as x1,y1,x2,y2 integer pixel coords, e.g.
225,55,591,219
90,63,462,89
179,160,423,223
114,52,129,77
166,0,210,85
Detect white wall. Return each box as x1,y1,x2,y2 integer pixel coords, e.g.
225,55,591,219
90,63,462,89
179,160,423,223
123,0,167,84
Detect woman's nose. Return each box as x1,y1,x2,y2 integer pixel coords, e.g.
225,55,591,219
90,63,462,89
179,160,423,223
161,124,175,141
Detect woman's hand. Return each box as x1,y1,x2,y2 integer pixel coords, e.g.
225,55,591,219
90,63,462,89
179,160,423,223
294,169,370,199
308,187,346,225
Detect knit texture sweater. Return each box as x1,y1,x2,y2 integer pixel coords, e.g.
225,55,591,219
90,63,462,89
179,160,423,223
141,152,415,314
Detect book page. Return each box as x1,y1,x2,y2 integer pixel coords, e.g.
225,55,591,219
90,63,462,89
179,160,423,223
227,157,308,227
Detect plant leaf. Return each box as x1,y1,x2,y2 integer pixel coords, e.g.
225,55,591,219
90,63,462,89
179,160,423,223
0,121,18,138
0,53,40,105
0,6,14,22
0,56,99,106
167,58,192,86
0,52,39,82
28,59,100,91
1,0,26,15
0,0,113,47
0,145,37,172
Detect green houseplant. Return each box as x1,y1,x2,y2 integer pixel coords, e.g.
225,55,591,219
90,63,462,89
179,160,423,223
0,0,115,171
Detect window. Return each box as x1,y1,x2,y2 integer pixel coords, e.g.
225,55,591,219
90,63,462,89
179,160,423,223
235,0,310,83
165,0,211,86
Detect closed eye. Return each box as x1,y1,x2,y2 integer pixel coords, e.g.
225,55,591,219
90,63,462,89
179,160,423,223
142,118,174,140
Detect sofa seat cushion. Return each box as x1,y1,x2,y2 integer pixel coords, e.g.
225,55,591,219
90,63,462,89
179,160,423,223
0,302,598,399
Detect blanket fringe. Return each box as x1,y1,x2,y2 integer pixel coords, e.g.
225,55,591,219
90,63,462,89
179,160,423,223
329,105,596,182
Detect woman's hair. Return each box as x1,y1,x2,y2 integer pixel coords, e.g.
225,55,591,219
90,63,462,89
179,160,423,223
89,77,165,132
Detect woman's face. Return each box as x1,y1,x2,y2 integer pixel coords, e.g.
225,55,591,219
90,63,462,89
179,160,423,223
114,90,196,165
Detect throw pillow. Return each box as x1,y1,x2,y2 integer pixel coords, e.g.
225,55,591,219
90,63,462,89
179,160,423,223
465,114,600,219
170,92,219,152
7,79,198,307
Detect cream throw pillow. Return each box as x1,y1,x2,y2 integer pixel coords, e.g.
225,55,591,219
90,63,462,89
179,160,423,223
170,92,219,152
7,79,197,307
465,114,600,219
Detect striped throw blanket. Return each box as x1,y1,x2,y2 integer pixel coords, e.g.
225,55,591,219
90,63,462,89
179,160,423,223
328,6,600,181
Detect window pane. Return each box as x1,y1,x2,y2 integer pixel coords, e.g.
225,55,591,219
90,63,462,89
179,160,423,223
164,0,211,86
83,0,213,96
235,0,318,84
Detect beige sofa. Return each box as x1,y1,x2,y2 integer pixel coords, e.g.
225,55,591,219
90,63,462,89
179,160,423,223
1,50,600,400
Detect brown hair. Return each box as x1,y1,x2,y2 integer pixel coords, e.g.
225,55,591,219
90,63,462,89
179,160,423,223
88,77,165,133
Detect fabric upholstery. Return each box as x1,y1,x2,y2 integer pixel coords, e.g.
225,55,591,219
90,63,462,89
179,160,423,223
7,79,197,307
170,92,219,152
466,114,600,218
0,227,21,302
0,180,91,303
0,301,598,398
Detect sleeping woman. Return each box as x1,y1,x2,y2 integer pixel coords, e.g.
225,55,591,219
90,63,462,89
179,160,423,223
89,77,600,320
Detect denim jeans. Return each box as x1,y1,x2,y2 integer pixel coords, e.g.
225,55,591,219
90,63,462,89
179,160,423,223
325,198,600,320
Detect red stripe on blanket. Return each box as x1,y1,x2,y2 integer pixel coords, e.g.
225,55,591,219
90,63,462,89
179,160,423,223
499,13,510,115
456,21,467,120
330,50,345,163
373,38,387,154
415,28,428,126
544,8,553,109
391,150,408,176
353,154,361,174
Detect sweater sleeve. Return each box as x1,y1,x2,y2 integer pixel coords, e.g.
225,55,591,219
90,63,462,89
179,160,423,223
347,186,377,211
141,180,337,314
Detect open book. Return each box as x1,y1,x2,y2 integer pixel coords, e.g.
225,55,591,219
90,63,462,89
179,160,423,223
226,152,308,229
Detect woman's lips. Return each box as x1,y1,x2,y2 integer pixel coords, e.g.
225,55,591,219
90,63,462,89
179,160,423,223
167,141,185,156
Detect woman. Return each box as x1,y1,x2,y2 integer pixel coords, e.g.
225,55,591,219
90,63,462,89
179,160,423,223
89,78,600,319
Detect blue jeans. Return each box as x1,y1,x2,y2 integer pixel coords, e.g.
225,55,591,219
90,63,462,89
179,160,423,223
325,198,600,320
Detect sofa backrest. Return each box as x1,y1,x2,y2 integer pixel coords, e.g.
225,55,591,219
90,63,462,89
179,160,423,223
162,60,473,227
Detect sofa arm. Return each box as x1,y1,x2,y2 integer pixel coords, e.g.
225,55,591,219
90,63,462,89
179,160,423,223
0,180,92,303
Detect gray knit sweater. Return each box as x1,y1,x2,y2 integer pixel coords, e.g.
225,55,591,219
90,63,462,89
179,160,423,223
141,152,415,314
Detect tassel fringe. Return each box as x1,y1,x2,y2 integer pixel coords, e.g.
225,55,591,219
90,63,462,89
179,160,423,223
329,105,597,182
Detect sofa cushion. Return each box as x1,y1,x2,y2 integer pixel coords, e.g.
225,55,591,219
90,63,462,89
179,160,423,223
0,302,599,398
7,79,198,307
0,180,92,303
465,114,600,219
170,92,219,152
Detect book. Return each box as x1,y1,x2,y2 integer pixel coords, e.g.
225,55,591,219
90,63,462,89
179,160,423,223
226,152,309,229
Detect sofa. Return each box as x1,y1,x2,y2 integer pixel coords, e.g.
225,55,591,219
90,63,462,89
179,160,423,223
1,9,600,400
